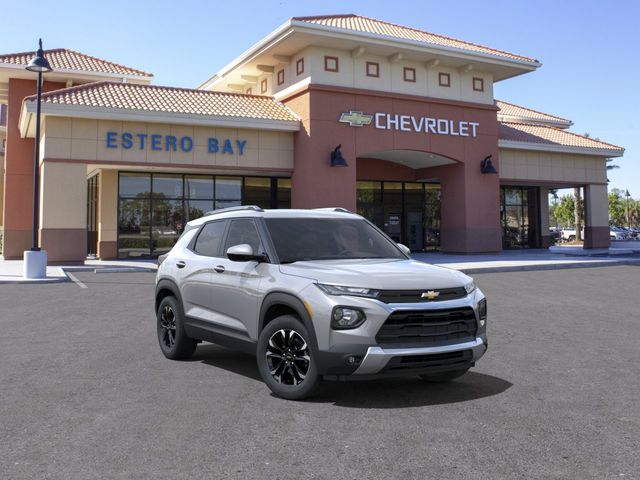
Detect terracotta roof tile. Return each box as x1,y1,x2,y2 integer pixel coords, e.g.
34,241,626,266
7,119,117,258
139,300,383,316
496,100,571,125
0,48,152,77
25,81,299,122
293,14,538,64
499,122,623,152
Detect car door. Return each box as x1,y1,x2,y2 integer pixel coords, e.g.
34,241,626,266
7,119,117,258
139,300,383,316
177,219,227,326
208,218,267,340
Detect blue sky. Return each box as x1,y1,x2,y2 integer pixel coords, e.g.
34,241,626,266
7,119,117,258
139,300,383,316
2,0,638,195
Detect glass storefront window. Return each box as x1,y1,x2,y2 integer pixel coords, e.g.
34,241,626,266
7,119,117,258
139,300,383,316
382,182,403,243
244,177,272,209
118,197,151,258
501,186,538,249
117,173,289,258
185,176,214,199
119,173,151,198
277,178,291,209
153,174,183,199
186,199,214,221
356,181,382,228
152,199,184,255
215,177,242,209
356,180,441,252
424,184,441,250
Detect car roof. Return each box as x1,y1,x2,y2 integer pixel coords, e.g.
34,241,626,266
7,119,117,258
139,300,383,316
185,207,361,227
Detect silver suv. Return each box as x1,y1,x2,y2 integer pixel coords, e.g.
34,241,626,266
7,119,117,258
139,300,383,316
155,206,488,400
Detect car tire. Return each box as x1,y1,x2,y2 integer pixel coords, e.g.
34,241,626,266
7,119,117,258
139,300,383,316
419,367,470,383
257,315,322,400
157,296,197,360
567,235,575,242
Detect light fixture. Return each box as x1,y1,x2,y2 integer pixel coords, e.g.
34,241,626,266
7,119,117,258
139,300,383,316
26,39,53,73
23,39,53,279
480,155,497,174
330,144,348,167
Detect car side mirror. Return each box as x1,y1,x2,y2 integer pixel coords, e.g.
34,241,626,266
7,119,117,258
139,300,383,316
226,244,266,262
397,243,411,255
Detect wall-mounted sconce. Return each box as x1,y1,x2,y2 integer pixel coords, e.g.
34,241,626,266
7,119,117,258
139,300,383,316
330,144,348,167
480,155,497,174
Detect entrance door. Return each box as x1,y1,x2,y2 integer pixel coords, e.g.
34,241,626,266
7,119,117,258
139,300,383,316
87,175,99,258
406,211,424,250
501,186,540,248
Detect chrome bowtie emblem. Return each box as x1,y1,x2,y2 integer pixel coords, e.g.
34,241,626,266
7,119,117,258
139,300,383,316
338,111,373,127
421,290,440,300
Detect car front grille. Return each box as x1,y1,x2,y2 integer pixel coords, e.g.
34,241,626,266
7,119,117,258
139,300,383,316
376,307,477,346
382,349,473,372
376,287,467,303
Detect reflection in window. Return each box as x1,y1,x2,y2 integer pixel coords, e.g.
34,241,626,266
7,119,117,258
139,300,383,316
194,221,226,257
118,197,151,258
186,199,214,221
119,173,151,198
153,174,183,198
117,173,289,258
185,176,214,199
244,177,272,209
152,199,184,255
277,178,291,209
215,177,241,209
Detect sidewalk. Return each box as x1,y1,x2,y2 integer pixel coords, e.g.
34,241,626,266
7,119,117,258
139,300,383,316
0,257,158,284
1,249,639,284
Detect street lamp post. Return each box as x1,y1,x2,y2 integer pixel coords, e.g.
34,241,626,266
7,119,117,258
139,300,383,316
23,39,52,279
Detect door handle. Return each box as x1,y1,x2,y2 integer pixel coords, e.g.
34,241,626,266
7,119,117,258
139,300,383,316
176,261,186,269
214,265,225,274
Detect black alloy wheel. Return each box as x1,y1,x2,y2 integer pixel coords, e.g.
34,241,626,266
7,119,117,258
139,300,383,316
156,296,197,360
159,304,177,350
266,329,311,386
257,315,322,400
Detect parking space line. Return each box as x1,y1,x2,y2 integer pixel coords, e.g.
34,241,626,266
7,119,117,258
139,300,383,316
66,272,88,289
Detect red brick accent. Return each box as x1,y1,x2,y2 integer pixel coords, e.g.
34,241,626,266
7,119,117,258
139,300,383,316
2,78,65,258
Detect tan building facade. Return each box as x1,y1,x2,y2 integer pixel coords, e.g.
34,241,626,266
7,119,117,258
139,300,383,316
0,15,624,261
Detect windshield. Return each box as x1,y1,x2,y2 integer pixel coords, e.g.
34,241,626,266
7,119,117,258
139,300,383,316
265,217,406,263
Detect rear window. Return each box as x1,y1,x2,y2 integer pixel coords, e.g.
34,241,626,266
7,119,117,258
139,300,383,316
265,217,404,263
193,221,226,257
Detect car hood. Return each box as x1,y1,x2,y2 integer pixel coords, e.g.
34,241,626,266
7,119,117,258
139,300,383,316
279,258,471,290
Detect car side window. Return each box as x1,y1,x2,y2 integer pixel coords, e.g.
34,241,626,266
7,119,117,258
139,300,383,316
224,219,263,254
193,221,226,257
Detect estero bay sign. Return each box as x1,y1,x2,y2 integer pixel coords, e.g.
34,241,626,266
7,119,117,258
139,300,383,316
339,110,480,137
106,131,248,155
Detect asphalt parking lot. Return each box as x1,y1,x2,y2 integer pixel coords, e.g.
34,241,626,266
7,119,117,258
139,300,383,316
1,266,639,479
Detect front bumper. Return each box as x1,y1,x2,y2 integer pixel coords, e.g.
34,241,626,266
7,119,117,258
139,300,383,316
353,336,486,375
316,335,487,379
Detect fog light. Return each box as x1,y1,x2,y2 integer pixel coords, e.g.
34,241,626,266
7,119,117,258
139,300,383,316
345,355,363,366
331,307,366,329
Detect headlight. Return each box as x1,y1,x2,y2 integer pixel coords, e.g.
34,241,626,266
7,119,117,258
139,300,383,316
331,307,366,329
316,283,380,299
464,280,476,295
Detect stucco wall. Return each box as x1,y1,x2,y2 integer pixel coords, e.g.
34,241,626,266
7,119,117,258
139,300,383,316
41,117,294,171
272,46,494,105
499,148,607,185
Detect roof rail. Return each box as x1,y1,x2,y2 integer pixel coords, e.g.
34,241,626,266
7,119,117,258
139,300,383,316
313,207,354,214
204,205,264,216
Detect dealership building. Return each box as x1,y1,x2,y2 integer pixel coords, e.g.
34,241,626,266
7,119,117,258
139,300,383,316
0,14,624,261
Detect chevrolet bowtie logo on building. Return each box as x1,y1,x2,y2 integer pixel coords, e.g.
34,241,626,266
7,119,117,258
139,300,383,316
421,291,440,300
338,111,373,127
